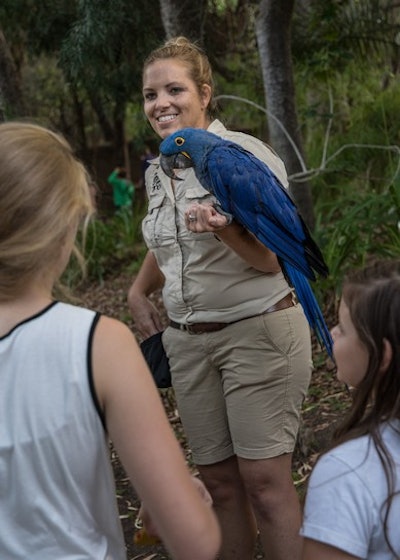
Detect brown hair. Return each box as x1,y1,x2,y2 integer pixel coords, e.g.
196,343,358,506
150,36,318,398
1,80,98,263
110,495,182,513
0,122,93,301
143,36,217,118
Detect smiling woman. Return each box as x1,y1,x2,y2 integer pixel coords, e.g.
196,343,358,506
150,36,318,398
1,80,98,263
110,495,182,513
142,45,213,139
127,36,314,560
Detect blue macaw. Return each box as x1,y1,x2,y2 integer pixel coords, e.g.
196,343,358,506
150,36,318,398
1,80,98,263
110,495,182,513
159,127,333,358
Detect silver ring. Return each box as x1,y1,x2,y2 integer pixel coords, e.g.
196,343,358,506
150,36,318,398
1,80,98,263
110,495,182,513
188,213,197,222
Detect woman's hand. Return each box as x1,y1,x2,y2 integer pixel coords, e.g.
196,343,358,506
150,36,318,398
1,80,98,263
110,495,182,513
127,251,165,339
127,290,163,339
185,202,229,232
185,203,281,274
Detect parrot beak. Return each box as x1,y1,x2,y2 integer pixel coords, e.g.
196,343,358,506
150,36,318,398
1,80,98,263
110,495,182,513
160,152,192,180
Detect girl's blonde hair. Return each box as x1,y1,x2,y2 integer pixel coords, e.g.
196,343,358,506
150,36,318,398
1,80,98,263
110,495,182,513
0,121,93,301
143,36,217,118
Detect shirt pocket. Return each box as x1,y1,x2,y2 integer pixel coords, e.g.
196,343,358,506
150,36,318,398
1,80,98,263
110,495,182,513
184,186,216,205
142,193,176,248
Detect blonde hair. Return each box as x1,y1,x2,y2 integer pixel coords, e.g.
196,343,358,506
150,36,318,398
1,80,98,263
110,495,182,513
143,36,217,118
0,122,93,301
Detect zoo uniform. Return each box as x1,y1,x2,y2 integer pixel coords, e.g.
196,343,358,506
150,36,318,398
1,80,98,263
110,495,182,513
143,119,313,465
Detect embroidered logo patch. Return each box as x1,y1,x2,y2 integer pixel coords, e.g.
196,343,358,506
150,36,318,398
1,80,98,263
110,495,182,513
152,173,162,192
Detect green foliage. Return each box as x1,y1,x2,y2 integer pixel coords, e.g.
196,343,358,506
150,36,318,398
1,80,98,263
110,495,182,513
294,56,400,309
1,0,164,149
311,154,400,312
214,44,266,136
0,0,76,55
314,176,400,298
205,1,265,136
293,0,400,78
63,205,147,288
125,101,158,152
3,0,400,309
22,55,73,128
208,0,240,16
59,0,162,105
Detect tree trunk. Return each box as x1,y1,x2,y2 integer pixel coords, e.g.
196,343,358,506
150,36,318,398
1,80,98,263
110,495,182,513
88,89,114,143
113,103,128,169
0,28,26,121
255,0,315,229
159,0,208,42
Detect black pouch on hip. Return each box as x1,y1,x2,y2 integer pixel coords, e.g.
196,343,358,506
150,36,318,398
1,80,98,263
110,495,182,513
140,331,171,389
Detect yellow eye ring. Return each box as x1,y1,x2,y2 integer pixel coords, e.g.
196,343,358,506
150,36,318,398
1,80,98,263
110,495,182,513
175,137,185,146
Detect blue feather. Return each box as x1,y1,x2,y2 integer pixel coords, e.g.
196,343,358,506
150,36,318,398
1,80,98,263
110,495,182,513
284,264,333,356
160,128,333,358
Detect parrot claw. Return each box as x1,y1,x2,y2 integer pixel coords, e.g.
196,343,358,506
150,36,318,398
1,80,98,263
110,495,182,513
213,203,233,225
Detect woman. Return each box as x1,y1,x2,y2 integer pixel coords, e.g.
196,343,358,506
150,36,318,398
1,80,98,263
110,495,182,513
128,36,313,560
301,259,400,559
0,121,220,560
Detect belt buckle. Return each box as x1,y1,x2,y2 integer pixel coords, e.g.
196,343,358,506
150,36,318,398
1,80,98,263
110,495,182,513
185,324,199,335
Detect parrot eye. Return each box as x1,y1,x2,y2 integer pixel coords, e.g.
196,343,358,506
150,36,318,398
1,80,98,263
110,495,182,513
175,137,185,147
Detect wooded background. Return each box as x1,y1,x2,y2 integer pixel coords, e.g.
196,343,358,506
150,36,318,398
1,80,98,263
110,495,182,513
1,0,399,251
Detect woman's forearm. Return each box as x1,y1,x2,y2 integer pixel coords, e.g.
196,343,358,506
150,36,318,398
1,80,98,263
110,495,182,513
127,251,166,336
216,222,281,274
129,251,165,298
184,202,281,274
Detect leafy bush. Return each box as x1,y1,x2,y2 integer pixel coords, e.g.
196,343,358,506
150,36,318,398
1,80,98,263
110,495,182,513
63,205,147,289
313,175,400,315
296,61,400,314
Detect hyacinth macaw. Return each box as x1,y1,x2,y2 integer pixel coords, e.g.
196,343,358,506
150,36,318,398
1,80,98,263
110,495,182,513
159,128,333,358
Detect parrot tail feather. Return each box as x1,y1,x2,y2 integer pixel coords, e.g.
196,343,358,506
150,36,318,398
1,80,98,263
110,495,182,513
285,264,333,359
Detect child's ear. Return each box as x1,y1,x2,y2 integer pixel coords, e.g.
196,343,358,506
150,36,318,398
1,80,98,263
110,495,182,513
379,338,393,375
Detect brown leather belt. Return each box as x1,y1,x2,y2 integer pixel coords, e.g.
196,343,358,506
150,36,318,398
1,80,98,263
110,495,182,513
169,293,295,334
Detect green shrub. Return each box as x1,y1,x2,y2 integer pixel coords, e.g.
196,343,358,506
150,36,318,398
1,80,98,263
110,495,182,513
296,61,400,312
63,204,147,289
313,174,400,312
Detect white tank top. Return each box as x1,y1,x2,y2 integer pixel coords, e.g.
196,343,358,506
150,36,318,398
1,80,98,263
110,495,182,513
0,302,126,559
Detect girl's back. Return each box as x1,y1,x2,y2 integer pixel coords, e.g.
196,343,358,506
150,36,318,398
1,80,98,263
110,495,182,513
0,302,126,559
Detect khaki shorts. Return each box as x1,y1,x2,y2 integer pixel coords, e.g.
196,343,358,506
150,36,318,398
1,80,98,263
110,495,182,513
162,304,313,465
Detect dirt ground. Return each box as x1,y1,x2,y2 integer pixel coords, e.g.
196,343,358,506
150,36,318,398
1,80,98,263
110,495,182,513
77,272,350,560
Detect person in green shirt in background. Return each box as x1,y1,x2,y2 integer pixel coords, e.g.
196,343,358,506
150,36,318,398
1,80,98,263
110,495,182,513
107,166,135,212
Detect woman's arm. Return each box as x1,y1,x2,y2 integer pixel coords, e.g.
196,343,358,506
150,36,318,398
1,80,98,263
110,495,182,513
127,251,165,338
93,317,221,560
185,202,281,274
215,221,281,273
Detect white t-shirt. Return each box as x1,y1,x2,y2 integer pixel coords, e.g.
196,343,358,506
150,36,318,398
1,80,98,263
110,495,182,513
300,421,400,559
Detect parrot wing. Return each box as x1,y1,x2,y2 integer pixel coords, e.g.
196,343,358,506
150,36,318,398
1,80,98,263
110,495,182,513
203,143,328,281
158,128,333,358
199,143,333,357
